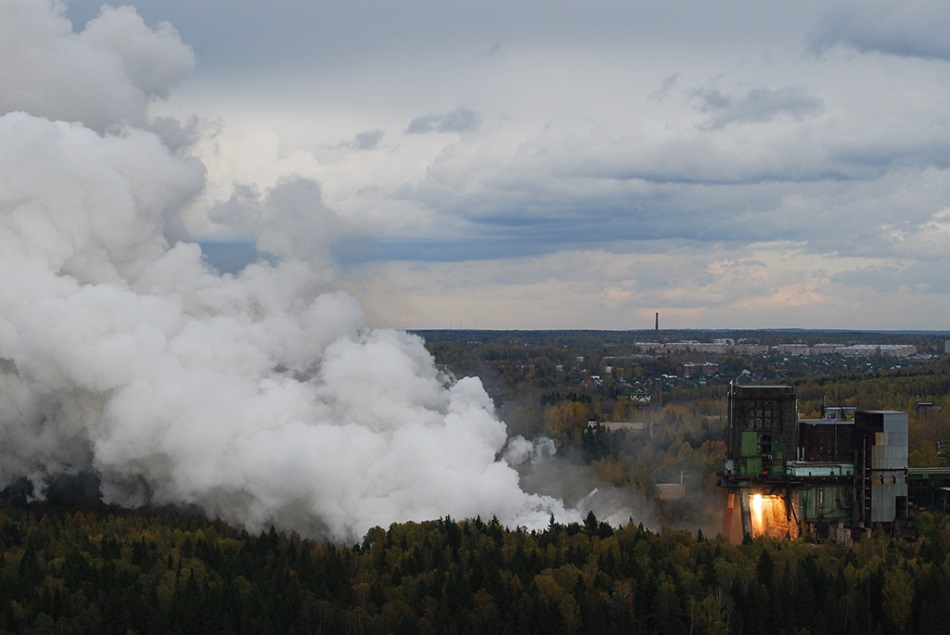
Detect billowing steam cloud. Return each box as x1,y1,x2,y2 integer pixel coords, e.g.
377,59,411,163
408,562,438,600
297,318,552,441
0,1,583,542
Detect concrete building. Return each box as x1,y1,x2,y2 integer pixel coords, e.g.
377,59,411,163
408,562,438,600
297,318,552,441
679,361,721,377
656,483,686,500
773,344,809,356
854,410,908,526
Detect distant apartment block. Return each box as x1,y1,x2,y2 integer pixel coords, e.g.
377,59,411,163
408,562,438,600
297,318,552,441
637,340,916,358
837,344,916,358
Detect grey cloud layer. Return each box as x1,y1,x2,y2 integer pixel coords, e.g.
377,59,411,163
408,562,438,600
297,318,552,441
808,1,950,60
57,0,950,328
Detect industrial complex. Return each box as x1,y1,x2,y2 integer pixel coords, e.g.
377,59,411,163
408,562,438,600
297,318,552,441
719,383,913,543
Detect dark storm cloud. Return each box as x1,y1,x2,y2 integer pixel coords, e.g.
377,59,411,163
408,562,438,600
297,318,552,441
808,1,950,61
406,106,480,135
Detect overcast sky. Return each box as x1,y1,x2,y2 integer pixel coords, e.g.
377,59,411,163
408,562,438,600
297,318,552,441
60,0,950,330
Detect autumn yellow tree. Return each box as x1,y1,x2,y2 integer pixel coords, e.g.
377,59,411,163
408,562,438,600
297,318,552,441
543,401,589,442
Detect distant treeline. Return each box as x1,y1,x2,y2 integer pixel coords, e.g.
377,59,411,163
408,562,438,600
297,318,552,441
1,506,948,634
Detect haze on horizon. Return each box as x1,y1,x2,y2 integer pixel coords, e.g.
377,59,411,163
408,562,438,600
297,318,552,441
55,0,950,330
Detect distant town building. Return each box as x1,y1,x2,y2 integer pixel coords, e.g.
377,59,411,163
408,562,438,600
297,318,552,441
600,421,651,433
679,361,721,377
656,483,686,500
774,344,809,356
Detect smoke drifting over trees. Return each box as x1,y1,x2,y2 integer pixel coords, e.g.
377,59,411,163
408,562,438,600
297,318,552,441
0,1,596,542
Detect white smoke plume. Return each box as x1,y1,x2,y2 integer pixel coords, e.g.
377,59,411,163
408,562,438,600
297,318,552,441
0,1,583,542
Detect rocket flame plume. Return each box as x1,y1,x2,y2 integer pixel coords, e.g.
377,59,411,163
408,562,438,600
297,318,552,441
750,493,789,538
0,0,591,542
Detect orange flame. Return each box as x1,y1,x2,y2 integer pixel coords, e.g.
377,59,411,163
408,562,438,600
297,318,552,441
750,493,789,538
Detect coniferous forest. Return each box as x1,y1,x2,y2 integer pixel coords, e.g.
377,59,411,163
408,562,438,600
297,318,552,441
2,505,949,634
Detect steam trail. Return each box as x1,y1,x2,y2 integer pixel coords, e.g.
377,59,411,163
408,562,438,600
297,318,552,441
0,1,581,542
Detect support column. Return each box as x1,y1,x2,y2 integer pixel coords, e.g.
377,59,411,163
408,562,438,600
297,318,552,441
787,490,800,540
739,489,752,539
